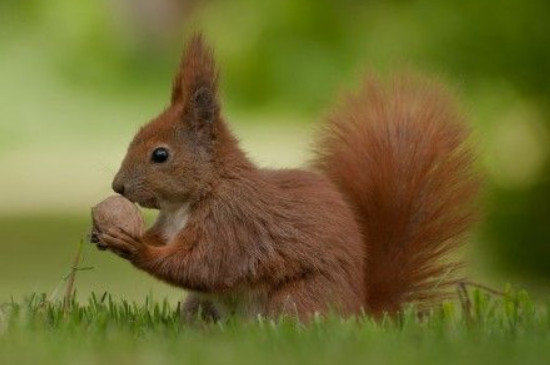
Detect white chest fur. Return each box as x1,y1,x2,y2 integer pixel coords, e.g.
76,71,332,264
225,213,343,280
159,202,190,242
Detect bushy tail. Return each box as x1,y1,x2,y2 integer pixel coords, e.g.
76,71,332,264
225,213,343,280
313,75,480,316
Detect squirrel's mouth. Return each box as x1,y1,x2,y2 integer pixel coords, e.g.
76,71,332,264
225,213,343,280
123,193,159,210
135,198,160,210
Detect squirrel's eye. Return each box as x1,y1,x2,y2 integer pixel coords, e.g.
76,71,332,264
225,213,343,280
151,147,169,163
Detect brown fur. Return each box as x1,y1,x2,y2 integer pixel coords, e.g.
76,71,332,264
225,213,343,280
98,34,480,321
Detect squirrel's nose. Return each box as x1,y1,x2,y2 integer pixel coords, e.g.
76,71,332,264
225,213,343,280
112,180,126,196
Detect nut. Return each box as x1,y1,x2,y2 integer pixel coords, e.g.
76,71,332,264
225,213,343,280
90,195,144,242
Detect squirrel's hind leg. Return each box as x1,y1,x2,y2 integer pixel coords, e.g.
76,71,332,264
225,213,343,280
180,294,220,324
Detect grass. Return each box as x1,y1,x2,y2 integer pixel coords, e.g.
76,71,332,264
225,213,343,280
0,217,548,365
0,288,549,365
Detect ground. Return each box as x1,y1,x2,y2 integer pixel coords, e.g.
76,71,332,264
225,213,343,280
0,216,548,365
0,289,548,365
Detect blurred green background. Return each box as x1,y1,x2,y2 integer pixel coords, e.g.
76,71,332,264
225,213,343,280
1,0,549,303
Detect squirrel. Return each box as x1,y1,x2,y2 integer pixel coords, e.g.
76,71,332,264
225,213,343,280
95,33,480,321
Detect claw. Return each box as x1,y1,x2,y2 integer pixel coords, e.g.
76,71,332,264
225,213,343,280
89,231,100,244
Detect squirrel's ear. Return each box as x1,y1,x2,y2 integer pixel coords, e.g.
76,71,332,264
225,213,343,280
171,33,220,127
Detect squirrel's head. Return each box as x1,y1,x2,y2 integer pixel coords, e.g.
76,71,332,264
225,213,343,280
112,34,231,209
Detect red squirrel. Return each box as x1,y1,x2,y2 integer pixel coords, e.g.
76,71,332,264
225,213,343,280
96,34,480,321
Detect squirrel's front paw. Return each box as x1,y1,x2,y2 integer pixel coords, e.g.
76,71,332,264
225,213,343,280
90,195,145,258
97,228,145,260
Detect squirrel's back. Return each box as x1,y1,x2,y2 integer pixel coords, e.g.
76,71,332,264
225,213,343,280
313,75,481,316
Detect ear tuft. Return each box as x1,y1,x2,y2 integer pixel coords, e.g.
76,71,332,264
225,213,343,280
192,86,217,123
193,86,213,108
171,33,219,124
